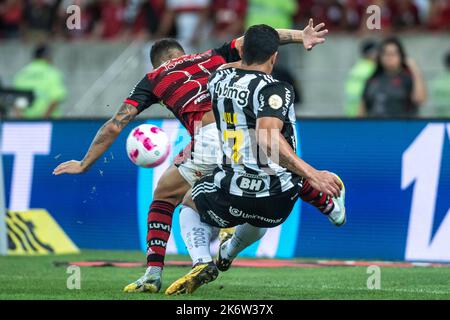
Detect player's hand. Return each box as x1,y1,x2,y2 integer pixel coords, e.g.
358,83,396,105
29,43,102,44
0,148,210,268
53,160,87,175
302,18,328,51
308,170,342,198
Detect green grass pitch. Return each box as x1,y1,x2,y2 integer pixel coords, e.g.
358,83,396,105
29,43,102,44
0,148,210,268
1,250,450,300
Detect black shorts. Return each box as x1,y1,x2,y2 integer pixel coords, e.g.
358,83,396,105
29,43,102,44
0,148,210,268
192,175,302,228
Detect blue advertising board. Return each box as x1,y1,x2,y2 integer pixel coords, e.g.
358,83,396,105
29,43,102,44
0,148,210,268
1,119,449,262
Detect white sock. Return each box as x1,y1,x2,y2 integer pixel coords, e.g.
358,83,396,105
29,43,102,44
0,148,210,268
144,266,162,279
180,205,213,266
221,224,267,260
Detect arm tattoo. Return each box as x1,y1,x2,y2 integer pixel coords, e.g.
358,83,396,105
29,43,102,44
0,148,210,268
92,122,110,145
278,30,302,45
278,151,298,174
82,103,137,168
111,103,137,129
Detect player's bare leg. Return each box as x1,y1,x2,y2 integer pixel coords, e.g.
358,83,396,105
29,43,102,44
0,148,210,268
124,165,190,293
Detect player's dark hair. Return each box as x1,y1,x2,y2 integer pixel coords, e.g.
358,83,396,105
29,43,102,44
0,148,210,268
150,38,185,67
34,44,50,60
444,51,450,69
242,25,280,65
360,39,377,57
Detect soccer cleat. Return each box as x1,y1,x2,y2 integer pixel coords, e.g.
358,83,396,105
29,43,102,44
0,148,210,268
327,174,346,226
216,231,234,272
219,227,235,240
123,271,161,293
165,262,218,295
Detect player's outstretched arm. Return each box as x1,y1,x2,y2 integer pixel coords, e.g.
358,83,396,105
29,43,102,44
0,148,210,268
234,19,328,52
256,117,342,197
277,18,328,50
53,103,138,175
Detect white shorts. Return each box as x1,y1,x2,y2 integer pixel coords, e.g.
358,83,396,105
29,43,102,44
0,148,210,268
177,123,221,186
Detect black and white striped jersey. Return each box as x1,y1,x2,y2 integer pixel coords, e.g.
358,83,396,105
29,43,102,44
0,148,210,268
207,67,302,198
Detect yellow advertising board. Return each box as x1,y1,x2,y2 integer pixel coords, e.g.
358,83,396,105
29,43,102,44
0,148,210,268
6,209,79,255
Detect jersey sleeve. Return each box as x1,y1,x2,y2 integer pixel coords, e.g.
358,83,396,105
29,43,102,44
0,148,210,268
123,76,158,114
213,39,241,63
257,82,294,122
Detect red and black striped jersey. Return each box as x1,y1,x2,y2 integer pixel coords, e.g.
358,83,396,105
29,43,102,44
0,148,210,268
124,40,240,136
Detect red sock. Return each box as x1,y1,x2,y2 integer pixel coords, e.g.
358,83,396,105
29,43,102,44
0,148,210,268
146,200,176,267
299,179,334,214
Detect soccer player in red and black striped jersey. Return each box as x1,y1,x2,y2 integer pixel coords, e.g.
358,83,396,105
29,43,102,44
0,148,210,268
53,19,331,294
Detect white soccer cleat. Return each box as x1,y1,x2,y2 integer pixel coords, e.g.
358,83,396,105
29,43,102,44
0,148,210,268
327,174,346,227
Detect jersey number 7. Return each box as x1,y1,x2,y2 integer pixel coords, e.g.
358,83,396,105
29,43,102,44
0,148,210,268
223,129,244,163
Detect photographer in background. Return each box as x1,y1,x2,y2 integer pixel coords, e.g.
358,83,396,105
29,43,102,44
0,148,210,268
344,39,377,117
13,44,66,119
431,51,450,117
359,37,427,117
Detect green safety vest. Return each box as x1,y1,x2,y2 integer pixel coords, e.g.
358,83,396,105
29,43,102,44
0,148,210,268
245,0,297,29
431,72,450,117
13,59,66,119
344,59,376,117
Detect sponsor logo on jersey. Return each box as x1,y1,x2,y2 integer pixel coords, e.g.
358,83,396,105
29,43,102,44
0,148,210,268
228,206,283,225
206,210,229,227
258,94,265,112
214,82,249,107
284,88,291,108
283,88,291,116
194,92,210,104
268,94,283,110
236,176,266,192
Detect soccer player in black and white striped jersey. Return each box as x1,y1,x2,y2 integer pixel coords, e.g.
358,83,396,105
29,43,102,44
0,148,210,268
165,24,346,295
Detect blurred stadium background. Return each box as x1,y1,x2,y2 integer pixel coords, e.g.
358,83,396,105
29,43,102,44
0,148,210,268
1,0,450,299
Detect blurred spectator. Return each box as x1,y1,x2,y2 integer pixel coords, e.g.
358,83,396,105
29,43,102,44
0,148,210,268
342,0,366,31
210,0,247,41
132,0,171,39
23,0,60,41
245,0,297,29
430,51,450,117
360,37,427,117
391,0,421,31
93,0,126,40
0,0,24,39
344,39,377,117
2,0,450,41
428,0,450,30
154,0,210,52
13,44,66,119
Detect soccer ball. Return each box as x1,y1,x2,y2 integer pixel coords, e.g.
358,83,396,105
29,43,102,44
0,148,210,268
126,124,170,168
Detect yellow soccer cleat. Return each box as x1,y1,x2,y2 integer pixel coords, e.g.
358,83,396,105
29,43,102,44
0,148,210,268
216,230,234,272
219,227,235,242
165,262,218,295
